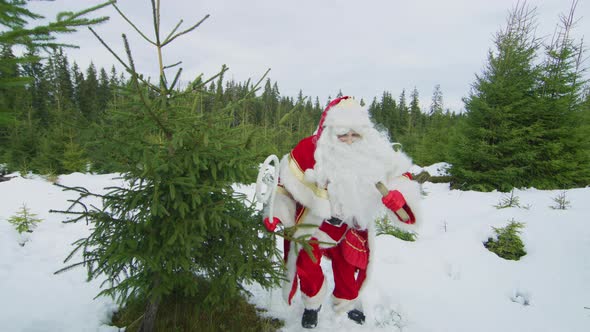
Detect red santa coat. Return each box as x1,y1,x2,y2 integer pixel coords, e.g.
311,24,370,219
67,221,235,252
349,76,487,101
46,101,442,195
274,135,331,305
272,133,422,308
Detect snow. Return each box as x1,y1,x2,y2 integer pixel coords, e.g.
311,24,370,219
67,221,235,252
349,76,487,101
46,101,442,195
1,172,589,331
410,162,451,177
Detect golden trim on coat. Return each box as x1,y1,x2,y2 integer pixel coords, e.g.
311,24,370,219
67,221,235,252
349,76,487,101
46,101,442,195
287,155,329,199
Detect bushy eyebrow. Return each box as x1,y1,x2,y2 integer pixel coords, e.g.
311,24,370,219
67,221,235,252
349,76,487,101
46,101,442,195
336,130,360,137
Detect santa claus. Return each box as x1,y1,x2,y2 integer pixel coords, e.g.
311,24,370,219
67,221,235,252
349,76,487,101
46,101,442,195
263,96,421,328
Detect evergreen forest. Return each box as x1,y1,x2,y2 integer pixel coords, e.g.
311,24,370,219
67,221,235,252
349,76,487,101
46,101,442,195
1,2,588,191
0,45,467,176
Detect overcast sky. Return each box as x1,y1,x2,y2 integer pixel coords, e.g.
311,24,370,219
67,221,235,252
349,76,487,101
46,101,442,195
28,0,590,112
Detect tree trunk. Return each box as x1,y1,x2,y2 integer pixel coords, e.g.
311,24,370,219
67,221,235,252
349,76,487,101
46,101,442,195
138,297,160,332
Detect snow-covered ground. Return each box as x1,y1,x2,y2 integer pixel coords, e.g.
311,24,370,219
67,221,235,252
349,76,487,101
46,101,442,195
1,168,589,331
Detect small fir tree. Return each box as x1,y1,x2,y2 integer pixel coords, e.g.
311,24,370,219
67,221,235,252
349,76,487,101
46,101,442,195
61,141,88,173
484,220,527,261
550,191,571,210
494,189,521,209
8,203,42,234
375,216,416,242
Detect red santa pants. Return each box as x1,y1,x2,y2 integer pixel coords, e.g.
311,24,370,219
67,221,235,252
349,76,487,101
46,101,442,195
295,232,368,302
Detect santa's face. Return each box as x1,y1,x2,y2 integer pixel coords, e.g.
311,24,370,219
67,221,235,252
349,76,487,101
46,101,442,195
314,126,395,228
336,130,361,145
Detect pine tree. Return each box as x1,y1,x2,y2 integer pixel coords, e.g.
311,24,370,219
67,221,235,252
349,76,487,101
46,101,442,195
408,87,422,134
47,48,75,117
0,44,25,154
61,139,88,173
415,110,459,166
5,45,48,171
393,87,423,159
429,84,444,116
260,78,277,132
314,96,321,110
71,62,84,114
449,3,541,191
97,67,111,112
21,46,50,127
531,0,590,188
54,3,282,331
582,87,590,142
79,62,100,121
33,126,68,174
397,89,409,135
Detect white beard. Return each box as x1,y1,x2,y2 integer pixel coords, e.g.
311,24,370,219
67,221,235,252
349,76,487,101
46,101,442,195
314,126,396,229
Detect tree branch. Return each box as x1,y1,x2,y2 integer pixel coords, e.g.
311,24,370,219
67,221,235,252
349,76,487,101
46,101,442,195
122,34,173,136
112,3,155,46
88,27,160,93
162,14,210,47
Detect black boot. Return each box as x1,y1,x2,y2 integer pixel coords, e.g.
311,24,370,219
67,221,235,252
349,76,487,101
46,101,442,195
347,309,365,325
301,306,321,329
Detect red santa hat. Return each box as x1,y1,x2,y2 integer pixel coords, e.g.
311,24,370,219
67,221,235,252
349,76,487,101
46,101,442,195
316,96,372,137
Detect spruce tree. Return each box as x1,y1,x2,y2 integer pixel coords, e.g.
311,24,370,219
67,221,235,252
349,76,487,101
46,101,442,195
531,1,590,188
429,84,444,116
0,44,24,155
260,78,276,133
5,45,46,171
397,89,409,135
451,1,589,190
79,62,100,121
54,2,282,331
396,87,423,158
97,67,112,112
21,46,50,127
408,87,422,134
46,48,75,117
369,91,397,137
449,3,541,191
414,110,459,166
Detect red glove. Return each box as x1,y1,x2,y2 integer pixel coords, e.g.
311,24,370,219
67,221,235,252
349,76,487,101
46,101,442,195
382,190,406,211
263,217,281,232
381,190,416,224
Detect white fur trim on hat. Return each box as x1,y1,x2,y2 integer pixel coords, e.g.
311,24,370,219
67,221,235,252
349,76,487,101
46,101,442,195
322,98,372,130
